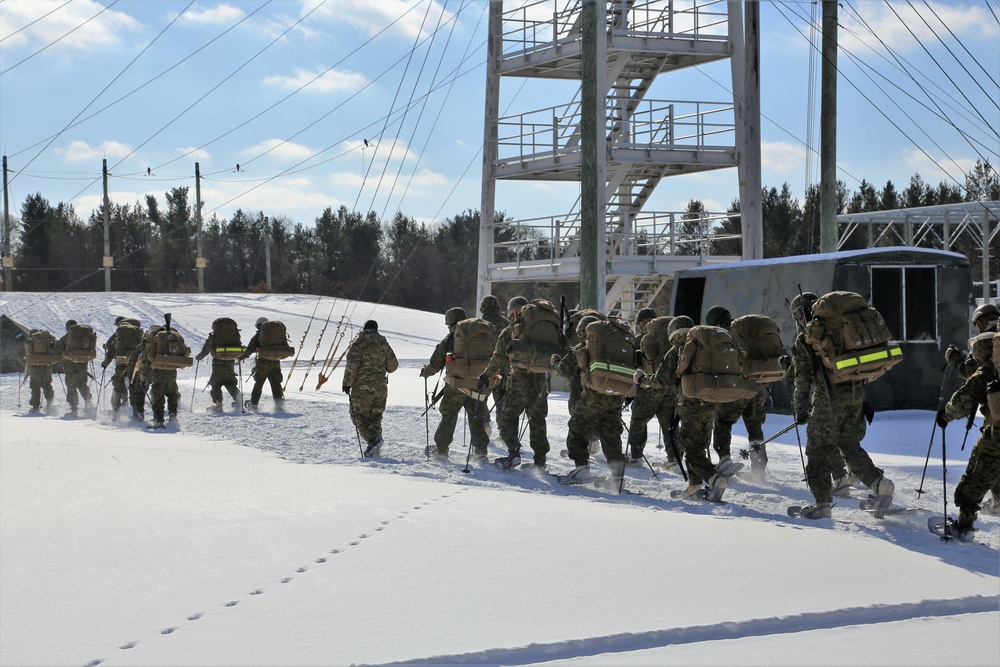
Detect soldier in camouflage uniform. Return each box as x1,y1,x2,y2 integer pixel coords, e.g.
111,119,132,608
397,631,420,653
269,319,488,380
127,324,181,427
790,293,894,519
195,332,242,412
421,308,490,461
703,306,767,478
935,347,1000,538
944,303,1000,511
240,317,285,410
22,331,55,413
626,308,676,464
479,295,510,413
101,316,129,414
555,315,626,484
57,319,92,417
344,320,399,457
479,297,554,468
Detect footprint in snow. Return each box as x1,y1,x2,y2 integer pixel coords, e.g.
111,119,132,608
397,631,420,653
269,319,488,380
349,541,360,546
120,641,137,650
188,613,203,621
316,557,327,563
381,521,389,525
161,627,177,635
84,660,103,667
280,577,292,584
224,600,239,607
330,549,341,554
296,566,307,573
250,589,264,595
376,527,385,532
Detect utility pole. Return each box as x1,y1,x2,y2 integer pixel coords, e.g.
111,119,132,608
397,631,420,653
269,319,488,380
729,0,763,260
819,0,838,253
3,156,11,291
102,159,112,291
579,0,607,312
264,216,272,290
195,162,205,293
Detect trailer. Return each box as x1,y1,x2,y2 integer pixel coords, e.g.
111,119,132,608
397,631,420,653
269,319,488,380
669,247,974,411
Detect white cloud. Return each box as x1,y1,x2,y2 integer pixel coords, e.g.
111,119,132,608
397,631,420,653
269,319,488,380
302,0,454,40
900,148,978,183
176,3,245,25
263,66,368,93
57,140,132,162
0,0,143,50
761,140,808,174
240,139,314,162
176,147,213,162
408,168,448,188
840,1,999,55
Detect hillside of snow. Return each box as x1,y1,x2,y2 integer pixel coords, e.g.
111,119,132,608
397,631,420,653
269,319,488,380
0,291,997,667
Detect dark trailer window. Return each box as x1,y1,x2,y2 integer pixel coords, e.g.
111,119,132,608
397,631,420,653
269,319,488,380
871,266,937,342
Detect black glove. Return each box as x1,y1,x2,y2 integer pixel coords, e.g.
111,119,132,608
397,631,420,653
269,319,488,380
794,410,809,425
476,374,489,393
101,360,109,369
343,385,351,396
944,344,960,362
778,355,791,370
863,401,875,425
936,408,949,429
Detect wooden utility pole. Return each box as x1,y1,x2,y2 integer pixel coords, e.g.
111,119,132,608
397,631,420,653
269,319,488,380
195,162,205,293
102,159,112,291
580,0,607,312
729,0,763,260
264,216,272,290
819,0,838,252
477,0,502,308
3,156,11,291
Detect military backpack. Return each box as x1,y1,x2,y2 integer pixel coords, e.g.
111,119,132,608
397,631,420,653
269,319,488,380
257,320,295,360
508,299,566,373
576,318,638,398
804,291,902,384
114,322,143,365
677,325,759,403
63,323,98,363
146,327,193,371
730,314,786,383
639,316,673,373
210,317,244,360
446,318,495,393
24,329,58,366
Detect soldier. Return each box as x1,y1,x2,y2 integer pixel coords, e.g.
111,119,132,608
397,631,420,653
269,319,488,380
555,315,626,485
127,324,183,428
789,292,894,519
420,308,490,461
240,317,286,411
633,307,657,339
195,332,242,412
935,341,999,539
479,296,557,469
23,329,56,413
100,316,128,416
626,309,675,465
344,320,399,458
479,294,510,412
704,305,767,479
57,319,92,417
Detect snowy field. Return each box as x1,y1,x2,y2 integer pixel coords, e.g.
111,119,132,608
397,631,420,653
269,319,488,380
1,292,997,667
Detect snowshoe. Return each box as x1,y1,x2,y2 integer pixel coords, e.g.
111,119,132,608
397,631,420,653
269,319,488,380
556,466,594,485
928,516,977,542
363,436,383,458
494,452,521,470
788,503,832,520
715,456,744,478
671,487,727,505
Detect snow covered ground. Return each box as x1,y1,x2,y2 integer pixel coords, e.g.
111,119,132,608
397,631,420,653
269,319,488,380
1,292,997,667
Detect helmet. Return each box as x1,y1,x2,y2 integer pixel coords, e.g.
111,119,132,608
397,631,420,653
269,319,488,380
667,315,694,342
479,294,500,313
113,316,124,325
363,319,378,331
634,307,657,329
576,314,600,335
972,303,999,331
256,317,267,328
704,305,731,328
444,307,467,327
65,319,77,330
506,296,529,317
790,292,818,324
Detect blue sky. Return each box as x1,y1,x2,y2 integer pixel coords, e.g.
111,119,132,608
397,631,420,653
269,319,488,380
0,0,997,231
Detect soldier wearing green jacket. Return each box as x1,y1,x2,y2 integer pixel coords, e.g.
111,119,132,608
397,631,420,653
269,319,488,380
344,320,399,458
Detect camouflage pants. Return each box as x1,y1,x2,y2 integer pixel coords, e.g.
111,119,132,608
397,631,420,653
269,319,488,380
149,370,180,421
250,359,284,405
110,363,129,410
713,391,767,459
207,360,240,404
566,390,625,467
626,385,676,459
805,396,881,504
497,371,549,458
434,385,489,456
955,425,1000,527
27,365,54,409
349,384,389,444
676,397,716,486
64,361,91,409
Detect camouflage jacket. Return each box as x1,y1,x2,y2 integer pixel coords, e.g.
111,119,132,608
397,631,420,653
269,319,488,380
943,361,996,424
421,332,454,377
344,329,398,388
791,332,865,416
483,326,514,379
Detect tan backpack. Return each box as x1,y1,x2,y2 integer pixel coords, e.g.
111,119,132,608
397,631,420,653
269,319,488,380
211,317,244,360
508,299,566,373
63,323,97,363
257,320,295,360
804,291,902,383
24,329,58,366
677,325,758,402
577,318,637,398
114,322,143,364
146,327,193,370
639,316,673,373
447,318,496,391
730,314,786,383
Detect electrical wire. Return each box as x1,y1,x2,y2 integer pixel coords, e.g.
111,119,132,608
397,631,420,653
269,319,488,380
0,0,122,75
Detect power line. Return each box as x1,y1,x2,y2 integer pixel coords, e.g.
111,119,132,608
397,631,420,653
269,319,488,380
0,0,74,44
0,0,122,75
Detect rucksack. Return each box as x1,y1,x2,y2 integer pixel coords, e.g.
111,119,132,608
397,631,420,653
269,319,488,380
677,325,759,403
992,332,1000,370
804,291,902,383
63,323,97,363
447,318,496,390
508,299,566,373
146,327,193,370
969,328,996,363
577,318,638,398
729,314,786,383
257,320,295,360
114,322,143,364
567,308,607,346
24,329,58,366
211,317,244,360
639,316,673,373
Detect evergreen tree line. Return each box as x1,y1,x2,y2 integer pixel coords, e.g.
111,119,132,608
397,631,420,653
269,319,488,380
5,160,997,315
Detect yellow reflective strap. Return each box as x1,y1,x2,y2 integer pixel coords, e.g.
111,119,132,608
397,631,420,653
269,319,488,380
589,361,636,375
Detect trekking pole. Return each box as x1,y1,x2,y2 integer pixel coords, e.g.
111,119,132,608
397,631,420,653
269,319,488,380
667,416,688,482
462,396,484,474
940,416,951,541
349,399,364,457
960,408,976,451
917,364,950,496
793,421,807,482
619,417,659,490
238,360,246,413
190,359,200,411
96,365,107,415
18,368,24,408
424,377,431,460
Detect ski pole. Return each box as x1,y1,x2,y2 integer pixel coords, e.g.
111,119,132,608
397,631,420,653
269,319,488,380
941,415,950,541
666,416,688,482
349,399,363,457
96,365,107,416
793,421,807,482
917,364,950,496
960,409,976,452
191,358,200,411
620,416,659,490
462,394,484,474
238,360,246,413
424,376,431,460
